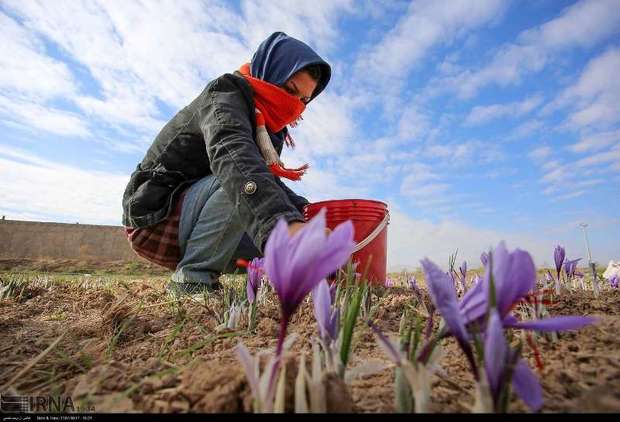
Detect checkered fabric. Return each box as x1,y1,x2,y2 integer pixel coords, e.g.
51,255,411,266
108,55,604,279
125,189,187,270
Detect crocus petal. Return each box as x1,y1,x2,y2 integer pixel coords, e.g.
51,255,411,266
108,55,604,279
312,279,331,339
564,258,582,278
480,252,489,267
247,281,256,304
421,258,470,344
305,220,355,284
484,309,507,398
264,218,293,298
554,245,565,274
285,211,330,299
505,316,597,332
264,211,327,314
459,274,486,324
489,242,536,316
460,261,467,279
246,257,263,304
235,343,260,401
369,323,402,364
292,220,355,307
263,209,355,318
512,359,543,412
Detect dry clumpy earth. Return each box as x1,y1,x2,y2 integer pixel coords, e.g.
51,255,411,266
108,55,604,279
0,274,619,413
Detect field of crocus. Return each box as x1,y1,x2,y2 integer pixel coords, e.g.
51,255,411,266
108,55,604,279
1,212,618,413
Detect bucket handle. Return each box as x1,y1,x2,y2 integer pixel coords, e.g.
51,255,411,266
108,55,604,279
352,213,390,253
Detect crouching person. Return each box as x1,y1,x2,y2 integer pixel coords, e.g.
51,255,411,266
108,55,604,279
121,32,331,296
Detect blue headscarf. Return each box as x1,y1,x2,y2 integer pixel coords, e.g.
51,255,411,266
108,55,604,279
250,32,331,103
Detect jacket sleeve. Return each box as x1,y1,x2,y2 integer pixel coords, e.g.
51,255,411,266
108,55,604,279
199,78,305,252
275,177,310,214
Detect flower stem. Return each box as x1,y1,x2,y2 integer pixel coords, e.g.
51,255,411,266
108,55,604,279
276,314,289,358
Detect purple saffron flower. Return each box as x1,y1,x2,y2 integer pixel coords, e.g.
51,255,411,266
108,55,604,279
544,270,553,284
459,261,468,291
385,277,395,288
554,245,565,280
456,243,596,333
459,261,468,281
480,252,489,267
420,258,470,346
610,275,619,289
246,257,264,304
484,310,545,412
263,208,355,352
369,322,402,364
484,309,507,401
312,279,339,342
458,242,536,325
511,359,543,412
503,314,596,332
564,258,582,279
408,275,427,309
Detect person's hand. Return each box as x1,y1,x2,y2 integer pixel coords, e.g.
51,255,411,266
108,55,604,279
288,222,332,237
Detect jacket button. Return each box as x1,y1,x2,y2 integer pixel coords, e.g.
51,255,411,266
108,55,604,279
244,181,257,195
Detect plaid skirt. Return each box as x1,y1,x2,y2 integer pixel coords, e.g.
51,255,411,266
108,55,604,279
124,189,187,270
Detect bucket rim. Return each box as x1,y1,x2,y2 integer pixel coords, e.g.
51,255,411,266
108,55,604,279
304,199,388,209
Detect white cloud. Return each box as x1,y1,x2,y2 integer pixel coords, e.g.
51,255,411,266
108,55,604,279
422,140,503,163
551,190,586,202
283,92,357,161
518,0,620,50
437,0,620,98
555,47,620,129
575,142,620,169
400,164,449,199
529,145,552,161
283,166,369,204
0,95,89,137
509,119,545,139
464,95,543,125
0,12,76,101
387,208,552,271
4,0,355,140
569,129,620,153
239,0,354,54
355,0,507,84
543,178,604,195
0,147,129,225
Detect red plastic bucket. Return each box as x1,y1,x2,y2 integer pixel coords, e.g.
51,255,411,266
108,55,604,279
304,199,389,285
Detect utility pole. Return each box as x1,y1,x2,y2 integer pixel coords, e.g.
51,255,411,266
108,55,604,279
579,222,599,297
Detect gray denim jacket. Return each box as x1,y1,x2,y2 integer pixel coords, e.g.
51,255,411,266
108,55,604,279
122,72,308,252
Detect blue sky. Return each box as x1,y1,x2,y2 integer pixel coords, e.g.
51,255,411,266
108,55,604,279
1,0,619,270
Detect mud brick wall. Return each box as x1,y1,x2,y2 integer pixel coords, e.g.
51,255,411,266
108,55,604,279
0,219,139,261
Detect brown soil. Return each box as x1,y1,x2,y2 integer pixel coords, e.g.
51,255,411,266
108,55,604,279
0,277,618,413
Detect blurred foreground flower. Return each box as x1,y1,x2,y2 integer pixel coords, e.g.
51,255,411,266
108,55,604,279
236,208,355,412
421,242,596,412
265,208,355,338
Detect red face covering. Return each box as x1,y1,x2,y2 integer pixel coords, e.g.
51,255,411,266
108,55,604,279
239,63,309,181
239,63,305,133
